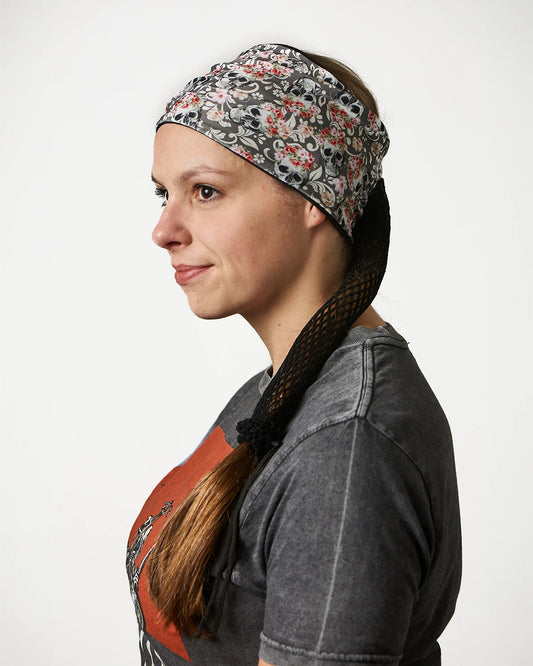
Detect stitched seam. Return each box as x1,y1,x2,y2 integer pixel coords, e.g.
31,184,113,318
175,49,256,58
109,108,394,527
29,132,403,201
364,417,433,514
261,632,401,663
316,417,360,651
363,416,436,569
354,341,368,415
355,339,375,417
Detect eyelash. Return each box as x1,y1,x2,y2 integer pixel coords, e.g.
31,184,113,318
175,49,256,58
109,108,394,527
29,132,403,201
154,185,219,207
154,187,167,207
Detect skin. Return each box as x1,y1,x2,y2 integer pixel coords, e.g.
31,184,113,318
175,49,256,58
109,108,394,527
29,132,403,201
152,124,384,376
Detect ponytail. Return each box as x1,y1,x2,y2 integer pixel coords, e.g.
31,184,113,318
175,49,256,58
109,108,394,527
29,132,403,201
148,442,255,635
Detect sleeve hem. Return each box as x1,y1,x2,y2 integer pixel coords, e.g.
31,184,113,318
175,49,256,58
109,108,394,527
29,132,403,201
259,632,402,665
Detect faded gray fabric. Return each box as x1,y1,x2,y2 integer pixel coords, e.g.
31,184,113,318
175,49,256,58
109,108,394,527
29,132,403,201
140,324,461,665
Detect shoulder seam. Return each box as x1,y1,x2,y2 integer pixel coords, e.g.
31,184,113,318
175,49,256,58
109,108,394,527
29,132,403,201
356,339,374,417
363,417,436,565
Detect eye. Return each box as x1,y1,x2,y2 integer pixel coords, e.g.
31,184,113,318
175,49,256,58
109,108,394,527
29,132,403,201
194,184,219,202
154,186,168,207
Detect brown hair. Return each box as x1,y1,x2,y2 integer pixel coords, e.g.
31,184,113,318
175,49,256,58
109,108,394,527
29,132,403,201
305,51,379,116
147,49,383,636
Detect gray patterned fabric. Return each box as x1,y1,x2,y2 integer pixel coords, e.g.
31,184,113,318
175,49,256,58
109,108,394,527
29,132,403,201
156,43,389,240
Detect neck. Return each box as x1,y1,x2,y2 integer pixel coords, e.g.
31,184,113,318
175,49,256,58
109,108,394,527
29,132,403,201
243,223,385,375
245,281,333,376
246,286,385,377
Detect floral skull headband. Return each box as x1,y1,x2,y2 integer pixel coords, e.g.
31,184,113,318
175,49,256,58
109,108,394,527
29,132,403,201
156,43,389,240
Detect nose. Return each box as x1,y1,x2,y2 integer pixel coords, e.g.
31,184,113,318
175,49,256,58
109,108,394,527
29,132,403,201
152,201,193,249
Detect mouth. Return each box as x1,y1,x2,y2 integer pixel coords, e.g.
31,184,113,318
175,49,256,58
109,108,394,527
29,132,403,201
173,264,213,286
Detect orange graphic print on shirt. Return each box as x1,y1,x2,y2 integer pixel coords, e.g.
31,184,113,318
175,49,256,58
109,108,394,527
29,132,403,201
127,426,233,662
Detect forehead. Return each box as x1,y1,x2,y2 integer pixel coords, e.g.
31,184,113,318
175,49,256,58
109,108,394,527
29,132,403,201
153,123,249,174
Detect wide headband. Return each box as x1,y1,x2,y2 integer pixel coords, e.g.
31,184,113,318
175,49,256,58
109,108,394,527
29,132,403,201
156,43,389,240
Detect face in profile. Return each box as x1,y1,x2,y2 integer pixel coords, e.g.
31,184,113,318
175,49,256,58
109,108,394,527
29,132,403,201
151,124,320,325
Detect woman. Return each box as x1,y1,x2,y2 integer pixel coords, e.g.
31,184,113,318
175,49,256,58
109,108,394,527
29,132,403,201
127,43,461,666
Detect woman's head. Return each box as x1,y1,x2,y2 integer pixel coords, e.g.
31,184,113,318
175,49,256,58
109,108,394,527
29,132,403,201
152,123,345,324
155,43,389,241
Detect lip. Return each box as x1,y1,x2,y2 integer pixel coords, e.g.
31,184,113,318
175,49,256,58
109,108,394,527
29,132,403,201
173,264,213,286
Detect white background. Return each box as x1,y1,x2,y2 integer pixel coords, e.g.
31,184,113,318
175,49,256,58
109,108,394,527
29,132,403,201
1,1,531,664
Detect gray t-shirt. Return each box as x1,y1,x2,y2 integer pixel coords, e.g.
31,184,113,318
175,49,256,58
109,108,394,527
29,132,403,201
129,324,461,666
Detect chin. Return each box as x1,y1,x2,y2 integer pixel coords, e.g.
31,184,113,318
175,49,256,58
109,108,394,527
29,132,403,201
187,297,238,321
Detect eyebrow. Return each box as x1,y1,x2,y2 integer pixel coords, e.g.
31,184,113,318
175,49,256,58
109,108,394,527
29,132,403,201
151,166,232,186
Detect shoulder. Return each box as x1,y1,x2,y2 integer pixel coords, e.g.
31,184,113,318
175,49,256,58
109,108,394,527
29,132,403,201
285,322,450,455
241,324,456,523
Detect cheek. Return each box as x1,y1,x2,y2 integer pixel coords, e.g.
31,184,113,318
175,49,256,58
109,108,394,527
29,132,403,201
211,194,307,275
240,231,291,272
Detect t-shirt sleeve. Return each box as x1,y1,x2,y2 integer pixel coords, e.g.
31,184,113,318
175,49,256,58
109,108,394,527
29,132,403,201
257,418,434,666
